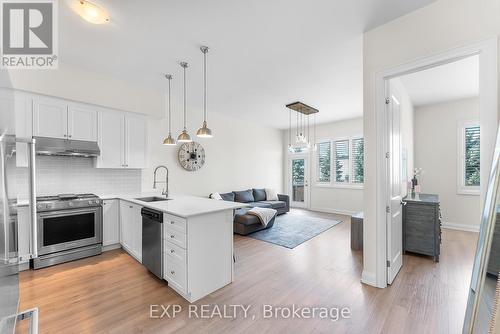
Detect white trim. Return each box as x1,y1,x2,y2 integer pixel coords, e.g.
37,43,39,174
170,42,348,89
309,206,358,216
457,119,481,195
361,270,377,286
441,222,480,233
19,262,30,271
103,244,122,252
372,38,497,289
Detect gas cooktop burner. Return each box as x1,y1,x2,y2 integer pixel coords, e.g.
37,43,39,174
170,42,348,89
36,194,101,212
36,193,99,202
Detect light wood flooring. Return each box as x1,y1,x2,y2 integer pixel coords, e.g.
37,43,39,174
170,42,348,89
17,209,478,334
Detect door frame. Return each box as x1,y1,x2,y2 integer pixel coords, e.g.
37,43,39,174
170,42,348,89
287,153,310,209
367,38,497,288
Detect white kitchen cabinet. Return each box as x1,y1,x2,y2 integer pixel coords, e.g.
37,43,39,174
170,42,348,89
96,111,124,168
68,105,98,141
119,200,142,262
17,205,31,266
96,111,147,169
102,199,120,246
32,96,98,141
33,96,68,139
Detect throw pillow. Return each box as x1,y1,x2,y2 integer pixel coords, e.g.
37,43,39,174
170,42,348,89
233,189,255,203
210,192,223,200
265,188,279,201
220,192,235,202
253,188,267,202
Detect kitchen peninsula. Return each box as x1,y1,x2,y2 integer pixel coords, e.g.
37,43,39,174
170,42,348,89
100,194,248,303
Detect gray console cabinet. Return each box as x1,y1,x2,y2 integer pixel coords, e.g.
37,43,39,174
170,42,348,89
403,193,441,262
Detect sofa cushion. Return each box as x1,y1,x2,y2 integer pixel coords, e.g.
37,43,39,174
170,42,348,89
220,192,235,202
247,202,272,209
233,189,254,203
253,188,267,202
260,200,286,209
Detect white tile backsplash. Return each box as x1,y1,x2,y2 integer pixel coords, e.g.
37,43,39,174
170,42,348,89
16,156,142,197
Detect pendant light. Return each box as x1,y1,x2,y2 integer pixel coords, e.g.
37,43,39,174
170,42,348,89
162,74,176,145
177,62,192,142
196,46,213,138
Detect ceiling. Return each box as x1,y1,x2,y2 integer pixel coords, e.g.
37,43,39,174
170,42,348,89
59,0,435,129
399,55,479,107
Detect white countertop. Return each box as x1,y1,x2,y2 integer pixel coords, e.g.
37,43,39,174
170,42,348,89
98,193,248,218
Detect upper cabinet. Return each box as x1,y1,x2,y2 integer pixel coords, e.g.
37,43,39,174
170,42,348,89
96,111,147,169
33,97,97,141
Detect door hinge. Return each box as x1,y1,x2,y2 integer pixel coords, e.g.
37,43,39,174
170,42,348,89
387,260,391,267
385,97,391,104
385,152,390,159
386,206,390,213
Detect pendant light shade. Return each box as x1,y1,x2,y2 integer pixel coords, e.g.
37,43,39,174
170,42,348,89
178,62,192,143
196,46,213,138
162,74,177,146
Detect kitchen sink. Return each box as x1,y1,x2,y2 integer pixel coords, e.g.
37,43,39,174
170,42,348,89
135,196,171,202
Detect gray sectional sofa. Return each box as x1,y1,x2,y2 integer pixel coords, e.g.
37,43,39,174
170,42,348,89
214,189,289,235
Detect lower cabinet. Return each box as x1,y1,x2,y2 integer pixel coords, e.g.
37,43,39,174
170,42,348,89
119,200,142,262
164,213,188,295
102,199,120,246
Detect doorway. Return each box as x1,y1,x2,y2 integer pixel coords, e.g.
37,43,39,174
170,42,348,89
288,154,310,208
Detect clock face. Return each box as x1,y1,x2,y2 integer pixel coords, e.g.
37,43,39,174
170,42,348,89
178,142,206,171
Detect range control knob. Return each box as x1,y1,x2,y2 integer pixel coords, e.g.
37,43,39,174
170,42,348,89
88,201,93,205
37,204,43,209
68,202,74,207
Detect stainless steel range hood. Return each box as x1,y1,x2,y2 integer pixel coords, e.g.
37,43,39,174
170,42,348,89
34,137,100,157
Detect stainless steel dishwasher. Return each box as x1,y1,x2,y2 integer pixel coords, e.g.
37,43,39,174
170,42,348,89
141,207,163,278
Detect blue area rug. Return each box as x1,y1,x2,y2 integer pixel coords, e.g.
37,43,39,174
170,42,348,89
248,213,342,249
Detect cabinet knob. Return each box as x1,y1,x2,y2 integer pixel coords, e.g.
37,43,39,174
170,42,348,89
129,206,133,209
170,270,175,275
170,235,175,239
170,249,175,254
68,135,72,138
170,221,175,224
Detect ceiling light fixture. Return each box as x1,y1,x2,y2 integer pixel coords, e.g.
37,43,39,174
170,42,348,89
177,62,192,143
286,102,319,152
196,46,213,138
76,0,110,24
162,74,176,146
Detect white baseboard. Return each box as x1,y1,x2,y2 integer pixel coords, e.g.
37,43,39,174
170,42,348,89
441,222,479,233
19,262,30,271
361,270,378,287
103,243,122,252
309,206,358,216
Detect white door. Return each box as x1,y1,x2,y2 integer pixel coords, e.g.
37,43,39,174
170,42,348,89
387,93,403,284
33,97,68,139
68,106,98,141
102,199,120,246
124,114,147,169
96,111,125,168
288,155,309,208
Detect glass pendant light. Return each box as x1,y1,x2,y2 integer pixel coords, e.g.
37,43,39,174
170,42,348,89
197,46,213,138
177,62,192,142
162,74,176,145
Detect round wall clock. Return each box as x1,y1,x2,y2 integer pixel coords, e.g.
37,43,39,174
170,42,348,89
178,142,206,171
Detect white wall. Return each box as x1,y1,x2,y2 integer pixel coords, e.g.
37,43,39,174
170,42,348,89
414,98,481,231
144,111,284,197
390,78,415,195
283,117,364,214
362,0,500,287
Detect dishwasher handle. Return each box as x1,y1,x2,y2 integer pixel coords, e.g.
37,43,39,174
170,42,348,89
141,207,163,222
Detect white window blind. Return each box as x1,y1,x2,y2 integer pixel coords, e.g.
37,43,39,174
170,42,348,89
317,141,331,182
351,138,364,183
464,125,480,187
335,140,350,183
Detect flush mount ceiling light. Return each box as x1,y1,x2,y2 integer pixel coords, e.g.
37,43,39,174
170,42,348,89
76,0,110,24
196,46,213,138
177,62,192,143
162,74,176,146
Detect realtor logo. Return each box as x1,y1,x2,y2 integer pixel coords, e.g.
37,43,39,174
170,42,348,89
1,0,58,69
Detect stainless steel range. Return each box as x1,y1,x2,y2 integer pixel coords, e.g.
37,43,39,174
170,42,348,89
32,193,102,269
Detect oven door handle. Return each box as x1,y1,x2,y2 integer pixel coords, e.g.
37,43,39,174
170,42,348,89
28,139,38,259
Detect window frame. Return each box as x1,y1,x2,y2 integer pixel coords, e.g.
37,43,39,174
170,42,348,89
457,120,480,196
313,135,364,189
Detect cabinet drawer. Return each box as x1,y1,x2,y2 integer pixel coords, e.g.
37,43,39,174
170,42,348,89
164,214,186,233
164,256,187,294
164,228,186,249
164,241,186,264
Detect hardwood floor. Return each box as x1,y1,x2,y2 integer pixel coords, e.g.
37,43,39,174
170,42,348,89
17,209,478,334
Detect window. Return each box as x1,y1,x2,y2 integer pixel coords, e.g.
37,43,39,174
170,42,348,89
458,121,480,195
316,141,331,182
335,140,350,183
351,138,364,183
